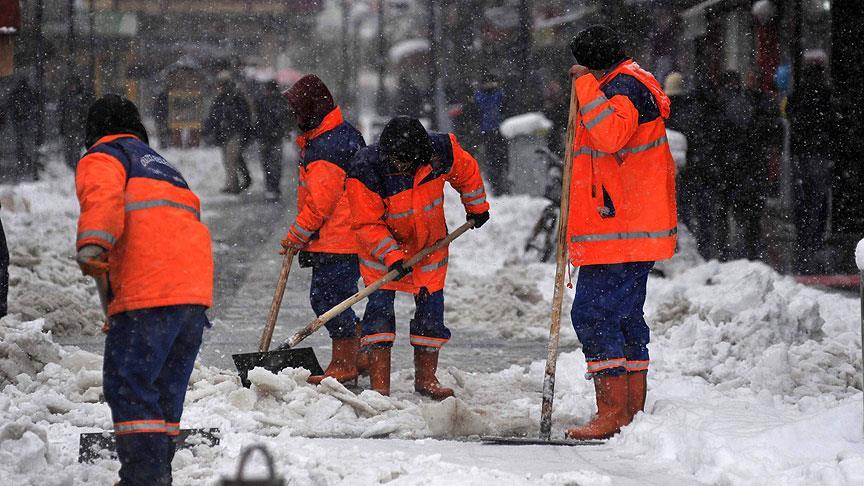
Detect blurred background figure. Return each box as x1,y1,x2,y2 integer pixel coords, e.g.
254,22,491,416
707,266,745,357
204,72,252,194
0,201,7,319
8,77,39,181
787,59,836,274
58,76,92,169
254,80,291,202
152,85,170,149
542,78,568,158
473,71,509,195
663,71,699,233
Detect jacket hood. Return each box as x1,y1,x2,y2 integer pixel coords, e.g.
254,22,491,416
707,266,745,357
603,60,671,120
283,74,335,132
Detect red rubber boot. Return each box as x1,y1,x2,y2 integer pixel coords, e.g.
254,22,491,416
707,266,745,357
565,374,631,440
413,348,454,400
307,337,359,385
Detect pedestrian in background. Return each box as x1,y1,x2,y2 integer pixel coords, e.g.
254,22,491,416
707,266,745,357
8,77,39,181
75,94,213,485
254,80,291,201
787,59,836,274
58,76,92,169
204,73,252,194
473,72,509,195
153,86,170,149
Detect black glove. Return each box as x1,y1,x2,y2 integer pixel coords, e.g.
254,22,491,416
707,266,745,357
468,211,490,229
388,260,412,280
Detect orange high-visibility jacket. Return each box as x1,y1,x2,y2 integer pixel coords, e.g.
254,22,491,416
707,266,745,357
567,60,677,266
288,107,366,253
346,133,489,293
76,134,213,315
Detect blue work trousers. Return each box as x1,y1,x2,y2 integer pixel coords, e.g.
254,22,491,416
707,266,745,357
360,289,450,350
570,262,653,377
103,304,209,486
310,260,360,338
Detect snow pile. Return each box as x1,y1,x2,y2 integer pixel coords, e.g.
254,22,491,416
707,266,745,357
1,169,104,335
499,112,553,140
648,259,862,402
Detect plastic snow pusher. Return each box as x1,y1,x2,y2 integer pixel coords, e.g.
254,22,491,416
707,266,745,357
232,221,477,388
76,266,220,463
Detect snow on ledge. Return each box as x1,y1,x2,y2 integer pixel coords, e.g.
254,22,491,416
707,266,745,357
0,27,18,35
499,112,553,140
856,238,864,271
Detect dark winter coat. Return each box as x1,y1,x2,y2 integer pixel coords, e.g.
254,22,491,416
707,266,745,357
787,80,835,160
255,89,291,143
8,81,37,131
58,85,91,140
473,87,505,133
204,88,252,146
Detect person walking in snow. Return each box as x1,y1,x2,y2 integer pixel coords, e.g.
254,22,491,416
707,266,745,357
254,80,292,201
204,72,253,194
345,116,490,399
74,94,213,485
564,26,677,440
473,72,509,195
279,75,368,385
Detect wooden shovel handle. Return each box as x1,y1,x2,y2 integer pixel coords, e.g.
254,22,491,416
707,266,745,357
258,249,296,352
278,220,476,350
539,76,580,440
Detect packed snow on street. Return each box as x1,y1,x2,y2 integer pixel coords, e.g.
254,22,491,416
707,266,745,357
1,152,863,485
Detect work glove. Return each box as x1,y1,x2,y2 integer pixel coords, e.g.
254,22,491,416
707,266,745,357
467,211,490,229
388,260,412,281
280,233,305,255
76,245,109,277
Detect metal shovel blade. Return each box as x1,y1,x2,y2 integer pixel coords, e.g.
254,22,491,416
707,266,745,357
78,428,221,463
480,436,605,446
232,347,324,388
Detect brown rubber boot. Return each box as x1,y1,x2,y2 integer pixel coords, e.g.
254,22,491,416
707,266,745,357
369,347,391,396
627,370,647,420
413,348,454,400
307,337,359,385
565,374,631,440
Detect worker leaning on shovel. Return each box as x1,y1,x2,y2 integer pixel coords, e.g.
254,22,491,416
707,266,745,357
279,75,369,385
75,94,214,486
345,117,490,399
563,26,677,440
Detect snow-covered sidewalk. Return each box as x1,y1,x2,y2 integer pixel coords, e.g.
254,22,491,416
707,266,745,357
1,152,863,484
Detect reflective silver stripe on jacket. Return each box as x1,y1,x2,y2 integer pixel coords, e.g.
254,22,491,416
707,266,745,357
376,240,400,261
373,236,396,256
571,227,677,243
423,197,444,212
465,196,487,207
584,107,614,129
580,95,608,115
360,258,388,271
291,223,315,239
617,135,668,156
77,230,117,246
421,257,448,272
574,147,609,158
461,188,484,199
387,208,414,219
125,199,201,220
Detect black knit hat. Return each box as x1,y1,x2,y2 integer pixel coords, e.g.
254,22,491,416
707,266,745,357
569,25,627,70
379,116,433,167
85,94,149,148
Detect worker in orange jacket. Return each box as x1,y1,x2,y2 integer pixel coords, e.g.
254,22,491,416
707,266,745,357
279,75,368,385
346,117,490,399
75,94,213,485
563,26,677,440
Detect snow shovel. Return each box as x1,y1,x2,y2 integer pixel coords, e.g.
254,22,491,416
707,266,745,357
79,428,221,463
232,249,323,388
482,71,591,447
234,221,474,387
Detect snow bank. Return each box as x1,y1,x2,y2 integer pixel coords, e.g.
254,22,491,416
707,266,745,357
499,113,553,140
